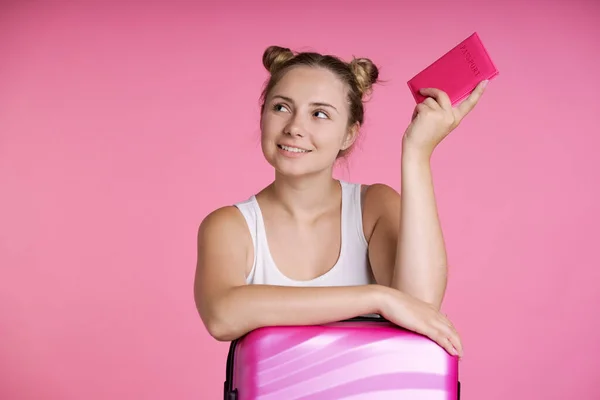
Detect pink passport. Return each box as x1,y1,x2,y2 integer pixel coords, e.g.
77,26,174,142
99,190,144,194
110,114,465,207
407,32,499,105
224,316,460,399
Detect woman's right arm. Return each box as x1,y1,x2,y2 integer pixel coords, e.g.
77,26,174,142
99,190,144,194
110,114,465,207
193,206,387,342
193,206,462,357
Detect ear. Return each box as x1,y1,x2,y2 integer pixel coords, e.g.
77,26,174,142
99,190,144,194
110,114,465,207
341,122,360,151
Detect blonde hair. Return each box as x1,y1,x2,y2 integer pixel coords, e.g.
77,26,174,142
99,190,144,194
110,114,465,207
260,45,380,158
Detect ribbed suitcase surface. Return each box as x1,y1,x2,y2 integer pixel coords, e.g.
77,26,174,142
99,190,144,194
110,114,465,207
224,316,460,400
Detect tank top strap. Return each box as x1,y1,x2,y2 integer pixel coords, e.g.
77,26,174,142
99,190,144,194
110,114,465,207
233,197,258,247
339,180,369,248
233,197,260,283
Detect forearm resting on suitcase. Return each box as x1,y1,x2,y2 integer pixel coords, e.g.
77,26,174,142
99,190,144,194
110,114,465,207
196,207,388,342
201,284,386,341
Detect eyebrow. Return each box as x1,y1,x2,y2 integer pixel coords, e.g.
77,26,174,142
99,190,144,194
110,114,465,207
271,95,339,113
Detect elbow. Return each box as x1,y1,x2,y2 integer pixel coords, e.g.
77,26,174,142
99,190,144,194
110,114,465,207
204,316,240,342
195,286,248,342
199,300,244,342
205,321,229,342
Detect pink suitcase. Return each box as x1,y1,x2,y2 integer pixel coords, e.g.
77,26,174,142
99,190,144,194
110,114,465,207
224,316,460,399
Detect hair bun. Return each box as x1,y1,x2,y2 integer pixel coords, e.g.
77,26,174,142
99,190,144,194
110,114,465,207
262,46,295,74
349,57,380,97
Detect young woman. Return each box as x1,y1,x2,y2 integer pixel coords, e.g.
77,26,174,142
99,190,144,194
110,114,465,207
194,45,487,357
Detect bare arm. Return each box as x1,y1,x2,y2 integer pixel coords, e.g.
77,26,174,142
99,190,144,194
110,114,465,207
396,148,448,308
366,83,488,310
194,206,386,341
390,83,487,309
364,152,448,309
195,206,463,355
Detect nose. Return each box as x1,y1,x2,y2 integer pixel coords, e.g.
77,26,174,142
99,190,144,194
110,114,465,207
284,114,305,137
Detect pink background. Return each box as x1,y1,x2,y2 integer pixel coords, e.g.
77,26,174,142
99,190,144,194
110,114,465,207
2,1,599,399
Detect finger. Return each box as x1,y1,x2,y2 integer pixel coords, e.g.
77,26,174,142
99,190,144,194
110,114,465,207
442,318,462,355
421,321,457,356
444,331,462,358
440,312,454,328
411,107,418,121
456,80,488,117
450,333,463,357
423,97,441,110
411,103,428,120
419,88,452,111
416,103,429,113
442,314,457,332
428,328,458,357
446,336,462,358
434,319,463,357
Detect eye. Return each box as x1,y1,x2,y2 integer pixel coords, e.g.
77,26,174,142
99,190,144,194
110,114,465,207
273,103,290,113
314,110,329,119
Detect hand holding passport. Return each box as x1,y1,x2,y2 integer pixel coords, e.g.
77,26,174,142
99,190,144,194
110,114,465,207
407,32,499,106
403,32,499,156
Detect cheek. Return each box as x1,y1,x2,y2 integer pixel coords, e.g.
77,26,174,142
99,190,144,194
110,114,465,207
260,117,275,140
317,123,348,146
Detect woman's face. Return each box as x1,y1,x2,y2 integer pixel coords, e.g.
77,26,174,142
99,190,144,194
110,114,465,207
260,66,358,177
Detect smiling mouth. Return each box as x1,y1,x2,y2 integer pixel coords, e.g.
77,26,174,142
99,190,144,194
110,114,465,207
277,144,311,153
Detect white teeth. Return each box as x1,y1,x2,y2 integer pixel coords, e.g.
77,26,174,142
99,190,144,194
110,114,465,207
280,145,309,153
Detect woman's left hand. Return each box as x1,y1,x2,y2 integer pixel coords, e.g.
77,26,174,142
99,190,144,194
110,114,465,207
402,80,488,159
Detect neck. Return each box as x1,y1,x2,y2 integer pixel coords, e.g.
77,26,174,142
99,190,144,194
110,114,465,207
266,169,341,219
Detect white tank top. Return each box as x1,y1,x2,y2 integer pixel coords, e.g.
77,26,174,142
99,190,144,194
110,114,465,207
234,180,376,287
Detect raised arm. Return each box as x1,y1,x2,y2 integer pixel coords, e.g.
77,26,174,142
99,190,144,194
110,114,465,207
397,150,448,309
366,82,487,310
193,206,384,342
363,181,447,310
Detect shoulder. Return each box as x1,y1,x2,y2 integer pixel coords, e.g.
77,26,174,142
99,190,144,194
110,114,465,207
342,180,399,202
363,183,400,202
197,205,252,247
194,205,254,300
359,183,401,240
362,183,401,213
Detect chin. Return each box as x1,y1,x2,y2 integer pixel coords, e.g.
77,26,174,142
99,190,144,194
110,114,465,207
267,158,312,177
265,153,333,179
